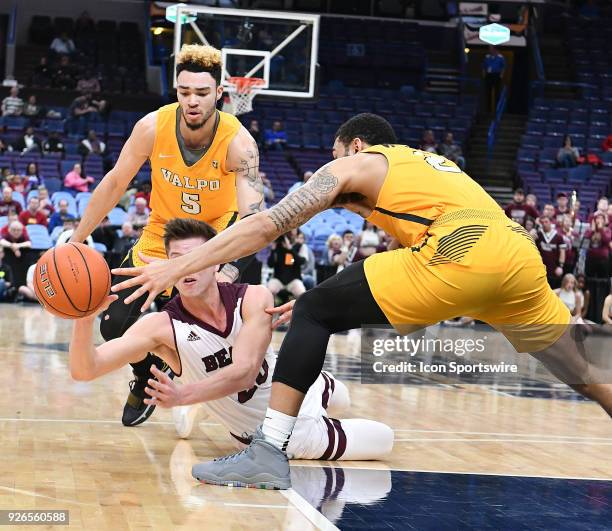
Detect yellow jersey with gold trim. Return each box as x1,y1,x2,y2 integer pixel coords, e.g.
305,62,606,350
146,104,241,239
363,144,501,248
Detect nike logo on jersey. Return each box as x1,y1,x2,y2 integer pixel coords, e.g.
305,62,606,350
159,153,175,158
187,331,201,342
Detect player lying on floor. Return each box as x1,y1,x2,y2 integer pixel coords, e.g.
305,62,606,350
68,218,393,461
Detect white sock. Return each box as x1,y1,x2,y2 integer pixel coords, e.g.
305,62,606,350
261,407,297,453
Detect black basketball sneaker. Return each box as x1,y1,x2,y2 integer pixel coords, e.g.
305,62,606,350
122,354,174,427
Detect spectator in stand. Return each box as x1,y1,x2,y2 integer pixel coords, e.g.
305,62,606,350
15,126,42,154
264,121,288,151
554,273,582,318
0,187,22,216
55,218,94,247
267,233,306,300
118,178,138,211
536,216,566,289
261,171,275,204
18,197,48,227
248,119,263,150
36,186,54,218
69,94,107,134
602,286,612,325
52,55,77,90
112,221,138,260
526,193,538,210
0,247,14,301
438,132,465,170
64,163,94,194
559,214,579,274
524,217,538,239
16,263,39,303
32,56,52,87
288,170,312,195
47,199,75,234
602,134,612,152
49,32,76,58
294,229,315,290
504,188,539,227
6,173,28,194
539,203,556,225
556,135,580,168
358,221,381,257
23,95,43,123
0,220,31,259
1,86,24,116
483,46,505,113
576,274,590,320
584,212,611,278
134,181,152,207
42,131,65,155
126,197,150,227
419,129,437,153
24,162,44,190
79,129,106,158
587,196,609,224
325,233,348,273
554,192,571,224
76,70,101,95
92,216,118,258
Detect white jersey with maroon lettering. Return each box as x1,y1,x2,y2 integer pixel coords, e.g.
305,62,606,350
164,283,276,442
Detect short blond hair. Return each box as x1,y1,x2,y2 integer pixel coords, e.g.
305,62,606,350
176,44,222,84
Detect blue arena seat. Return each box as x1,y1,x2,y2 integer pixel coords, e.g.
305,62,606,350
27,224,53,249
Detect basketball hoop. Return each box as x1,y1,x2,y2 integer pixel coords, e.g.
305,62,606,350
224,77,266,116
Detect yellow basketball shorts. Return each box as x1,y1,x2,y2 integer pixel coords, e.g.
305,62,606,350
363,209,571,353
129,211,239,267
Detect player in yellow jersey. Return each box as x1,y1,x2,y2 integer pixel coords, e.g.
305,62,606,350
113,113,611,489
70,44,266,426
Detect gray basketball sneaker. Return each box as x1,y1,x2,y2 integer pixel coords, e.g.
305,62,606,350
192,427,291,490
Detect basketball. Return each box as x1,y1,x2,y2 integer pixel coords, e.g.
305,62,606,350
33,243,111,319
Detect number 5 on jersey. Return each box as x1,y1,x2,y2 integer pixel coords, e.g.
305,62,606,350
181,192,201,215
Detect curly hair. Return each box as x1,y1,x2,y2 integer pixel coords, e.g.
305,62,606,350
176,44,222,85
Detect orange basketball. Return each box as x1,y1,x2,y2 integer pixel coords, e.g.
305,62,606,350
34,243,111,319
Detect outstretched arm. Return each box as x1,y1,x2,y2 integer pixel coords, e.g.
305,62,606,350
69,296,174,381
112,157,351,311
144,285,274,407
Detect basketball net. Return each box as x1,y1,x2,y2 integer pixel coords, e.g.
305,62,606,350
223,77,265,116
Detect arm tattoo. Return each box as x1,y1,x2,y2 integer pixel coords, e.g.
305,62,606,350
267,166,339,233
234,139,265,214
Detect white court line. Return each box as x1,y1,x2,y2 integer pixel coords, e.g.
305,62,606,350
394,438,612,445
393,429,612,441
281,489,339,531
290,464,612,482
0,485,99,507
2,418,608,443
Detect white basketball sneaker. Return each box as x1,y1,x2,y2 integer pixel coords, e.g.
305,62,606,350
173,405,203,439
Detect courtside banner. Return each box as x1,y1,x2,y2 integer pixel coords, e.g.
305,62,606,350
360,323,612,386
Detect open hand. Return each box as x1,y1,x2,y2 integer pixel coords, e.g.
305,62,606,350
265,299,295,329
144,366,182,408
111,252,179,312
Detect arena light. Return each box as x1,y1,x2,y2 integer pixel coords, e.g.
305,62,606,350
479,23,510,46
165,3,197,24
152,27,164,36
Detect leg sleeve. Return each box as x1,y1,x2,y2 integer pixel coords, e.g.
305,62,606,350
272,260,389,394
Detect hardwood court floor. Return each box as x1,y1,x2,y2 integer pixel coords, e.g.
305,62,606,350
1,303,610,529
